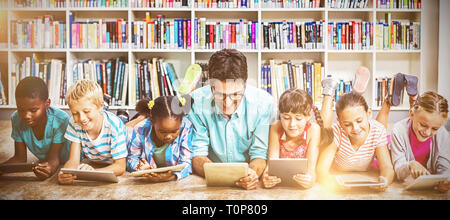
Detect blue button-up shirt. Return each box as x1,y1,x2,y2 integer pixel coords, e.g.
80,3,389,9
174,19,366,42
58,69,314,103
187,85,276,163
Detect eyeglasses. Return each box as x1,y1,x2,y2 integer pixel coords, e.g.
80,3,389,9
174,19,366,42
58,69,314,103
211,87,245,101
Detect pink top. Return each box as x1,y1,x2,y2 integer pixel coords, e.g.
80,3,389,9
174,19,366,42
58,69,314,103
409,124,431,167
278,121,311,159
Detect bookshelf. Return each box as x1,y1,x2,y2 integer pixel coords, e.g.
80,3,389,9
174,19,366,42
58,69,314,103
0,0,431,112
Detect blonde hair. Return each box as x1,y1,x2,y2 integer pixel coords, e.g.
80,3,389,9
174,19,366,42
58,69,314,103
66,80,104,108
413,91,448,119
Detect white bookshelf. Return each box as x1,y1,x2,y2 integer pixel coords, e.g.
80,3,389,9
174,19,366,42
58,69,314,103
0,0,427,111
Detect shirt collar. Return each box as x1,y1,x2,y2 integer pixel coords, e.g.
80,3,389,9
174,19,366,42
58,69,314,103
210,87,247,119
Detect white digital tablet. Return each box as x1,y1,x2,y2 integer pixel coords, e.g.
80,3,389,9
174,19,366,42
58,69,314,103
268,158,308,187
204,163,248,187
335,173,384,188
60,168,119,183
405,174,448,190
131,163,187,177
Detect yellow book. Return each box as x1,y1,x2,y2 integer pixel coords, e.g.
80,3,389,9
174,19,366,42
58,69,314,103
313,63,322,104
152,57,160,98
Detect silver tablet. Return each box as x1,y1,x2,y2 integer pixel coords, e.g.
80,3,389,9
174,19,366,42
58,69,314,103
405,174,448,190
60,168,119,183
204,163,248,187
268,158,308,187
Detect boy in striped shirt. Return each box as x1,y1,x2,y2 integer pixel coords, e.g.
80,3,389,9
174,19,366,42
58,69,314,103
58,80,128,185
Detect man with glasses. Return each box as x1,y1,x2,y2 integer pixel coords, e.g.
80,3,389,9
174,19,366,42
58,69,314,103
188,49,276,190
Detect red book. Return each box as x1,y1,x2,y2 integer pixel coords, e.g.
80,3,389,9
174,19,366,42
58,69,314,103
101,62,107,94
231,23,236,45
183,20,187,49
187,20,191,49
118,19,122,49
210,24,214,49
292,23,297,48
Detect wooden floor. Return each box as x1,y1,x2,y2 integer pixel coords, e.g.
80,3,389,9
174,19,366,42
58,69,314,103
0,120,448,200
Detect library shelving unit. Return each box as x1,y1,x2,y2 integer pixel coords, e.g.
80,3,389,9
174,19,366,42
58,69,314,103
0,0,426,111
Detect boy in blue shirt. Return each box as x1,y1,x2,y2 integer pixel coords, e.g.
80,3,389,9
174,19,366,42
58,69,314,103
0,77,70,180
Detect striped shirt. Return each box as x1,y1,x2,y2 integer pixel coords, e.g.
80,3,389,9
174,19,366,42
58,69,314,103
64,111,128,164
332,120,388,171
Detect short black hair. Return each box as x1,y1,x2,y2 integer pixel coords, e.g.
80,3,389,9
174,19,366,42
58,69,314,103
15,76,49,101
208,49,248,82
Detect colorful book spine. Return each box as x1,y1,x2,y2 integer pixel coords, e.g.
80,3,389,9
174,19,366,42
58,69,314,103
70,19,128,49
376,14,421,50
262,0,321,8
328,21,373,50
11,16,66,49
69,0,129,7
262,20,324,50
132,0,190,7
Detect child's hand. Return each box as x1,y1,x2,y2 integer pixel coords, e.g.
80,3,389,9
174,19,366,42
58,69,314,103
236,168,259,190
370,176,389,192
262,170,281,188
32,162,55,180
58,172,77,185
435,181,450,193
142,171,176,182
293,173,314,189
77,163,95,171
409,161,430,178
137,159,152,171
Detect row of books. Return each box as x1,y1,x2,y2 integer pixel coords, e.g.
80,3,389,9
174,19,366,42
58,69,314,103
72,58,129,106
327,0,369,8
261,0,321,8
69,0,129,7
261,60,323,104
194,18,258,50
376,14,420,50
14,0,67,8
132,58,179,104
327,21,374,50
194,0,258,8
11,54,66,106
376,0,421,9
131,15,191,49
132,0,190,7
261,20,324,50
10,16,67,49
69,16,129,49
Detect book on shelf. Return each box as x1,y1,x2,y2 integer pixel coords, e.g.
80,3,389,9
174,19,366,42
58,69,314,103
12,54,66,106
10,15,66,49
132,0,190,7
375,13,420,50
132,58,180,105
327,0,369,8
261,60,324,104
69,0,129,8
328,21,373,50
377,0,421,9
194,18,258,50
261,0,321,8
69,14,128,49
72,58,129,106
261,20,324,50
14,0,66,8
335,78,352,101
194,0,258,8
132,14,191,49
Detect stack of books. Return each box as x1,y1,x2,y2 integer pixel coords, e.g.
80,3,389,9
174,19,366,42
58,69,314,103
261,20,324,50
261,60,324,104
69,14,128,49
11,15,66,49
261,0,321,8
132,14,191,49
194,0,258,8
377,0,421,9
375,13,421,50
327,0,369,8
132,0,190,7
14,0,67,8
69,0,129,7
328,21,373,50
194,18,258,50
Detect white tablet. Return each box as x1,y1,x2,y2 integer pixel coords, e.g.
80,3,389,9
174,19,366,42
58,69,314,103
335,173,384,188
60,168,119,183
204,163,248,187
268,158,308,187
131,163,187,177
405,174,448,190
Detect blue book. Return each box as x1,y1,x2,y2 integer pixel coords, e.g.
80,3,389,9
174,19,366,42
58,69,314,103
165,63,179,92
96,63,102,87
106,61,112,95
261,65,265,90
174,19,178,48
267,65,272,95
178,19,183,48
